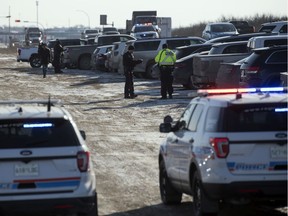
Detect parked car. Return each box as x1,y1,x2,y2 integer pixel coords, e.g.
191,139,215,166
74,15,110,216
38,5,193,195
158,87,287,216
206,32,278,44
81,29,100,39
247,34,288,51
0,99,98,216
109,41,134,73
240,45,288,87
91,45,113,71
202,22,238,40
229,20,255,34
101,27,120,35
258,20,287,34
130,24,159,39
122,37,206,78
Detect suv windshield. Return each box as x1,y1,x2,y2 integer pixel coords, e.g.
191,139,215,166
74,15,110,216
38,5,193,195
205,103,287,132
0,118,80,148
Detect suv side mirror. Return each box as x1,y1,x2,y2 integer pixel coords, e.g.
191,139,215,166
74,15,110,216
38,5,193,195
159,122,172,133
80,130,86,140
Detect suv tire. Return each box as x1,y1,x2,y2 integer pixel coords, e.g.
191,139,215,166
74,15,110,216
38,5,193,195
159,161,182,204
192,171,219,216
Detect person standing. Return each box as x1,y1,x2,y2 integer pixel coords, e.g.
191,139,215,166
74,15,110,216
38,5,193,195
122,45,142,99
38,42,50,78
155,43,176,99
53,39,64,74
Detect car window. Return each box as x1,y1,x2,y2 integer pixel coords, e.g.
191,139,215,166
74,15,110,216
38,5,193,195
187,104,204,131
279,24,287,33
134,41,160,51
222,44,248,54
267,50,287,63
167,40,192,50
178,103,196,129
0,118,80,148
223,103,288,132
264,39,288,47
259,25,276,33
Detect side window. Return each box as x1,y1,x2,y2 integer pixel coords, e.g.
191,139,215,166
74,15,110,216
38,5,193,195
134,41,160,51
267,50,287,63
222,44,248,54
178,104,196,129
279,25,287,33
264,39,288,47
187,104,204,131
167,40,190,50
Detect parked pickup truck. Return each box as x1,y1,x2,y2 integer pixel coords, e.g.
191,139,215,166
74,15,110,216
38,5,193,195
229,20,255,34
191,41,250,88
63,34,135,70
17,46,41,68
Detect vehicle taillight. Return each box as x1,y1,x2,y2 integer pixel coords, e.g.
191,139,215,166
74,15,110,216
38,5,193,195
77,151,90,172
210,138,229,158
245,66,260,74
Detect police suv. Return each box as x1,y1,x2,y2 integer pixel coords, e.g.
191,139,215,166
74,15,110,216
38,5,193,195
158,87,287,216
0,99,97,216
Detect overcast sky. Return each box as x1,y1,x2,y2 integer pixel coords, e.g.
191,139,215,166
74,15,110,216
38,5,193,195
0,0,287,29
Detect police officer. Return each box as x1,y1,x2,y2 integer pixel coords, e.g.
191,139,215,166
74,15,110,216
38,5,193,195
122,45,142,99
53,39,64,74
155,43,176,99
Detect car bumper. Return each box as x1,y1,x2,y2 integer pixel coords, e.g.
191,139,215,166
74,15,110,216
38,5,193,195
0,193,97,215
202,181,287,201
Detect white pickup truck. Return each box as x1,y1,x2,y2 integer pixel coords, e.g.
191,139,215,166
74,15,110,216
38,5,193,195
16,45,41,68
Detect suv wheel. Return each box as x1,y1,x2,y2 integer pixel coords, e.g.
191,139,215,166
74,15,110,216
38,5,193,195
192,171,219,216
159,161,182,204
145,61,157,79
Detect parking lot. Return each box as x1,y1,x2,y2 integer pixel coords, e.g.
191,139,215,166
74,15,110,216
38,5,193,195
0,47,287,216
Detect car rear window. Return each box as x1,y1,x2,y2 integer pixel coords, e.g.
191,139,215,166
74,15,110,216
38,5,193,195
0,118,80,148
205,103,287,132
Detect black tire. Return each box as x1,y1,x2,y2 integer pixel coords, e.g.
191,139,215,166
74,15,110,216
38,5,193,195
78,55,91,70
29,55,41,68
192,171,219,216
159,160,182,204
78,193,98,216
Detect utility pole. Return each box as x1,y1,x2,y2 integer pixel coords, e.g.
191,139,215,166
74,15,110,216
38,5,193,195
36,1,39,27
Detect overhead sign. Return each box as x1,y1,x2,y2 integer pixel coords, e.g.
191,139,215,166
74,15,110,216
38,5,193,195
100,15,107,25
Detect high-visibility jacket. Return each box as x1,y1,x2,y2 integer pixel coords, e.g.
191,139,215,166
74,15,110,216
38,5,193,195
155,48,176,66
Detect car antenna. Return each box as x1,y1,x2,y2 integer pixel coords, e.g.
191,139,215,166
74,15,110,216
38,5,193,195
47,95,51,112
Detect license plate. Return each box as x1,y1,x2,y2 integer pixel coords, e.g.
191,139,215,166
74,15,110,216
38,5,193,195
15,163,39,176
270,146,287,159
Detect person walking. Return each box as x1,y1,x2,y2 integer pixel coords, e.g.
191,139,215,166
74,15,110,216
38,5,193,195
53,39,64,74
155,43,176,99
122,45,142,99
38,42,50,78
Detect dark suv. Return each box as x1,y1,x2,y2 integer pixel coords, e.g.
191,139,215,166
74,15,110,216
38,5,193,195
240,45,288,87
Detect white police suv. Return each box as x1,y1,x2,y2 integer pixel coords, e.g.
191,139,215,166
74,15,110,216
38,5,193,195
158,87,287,216
0,99,97,216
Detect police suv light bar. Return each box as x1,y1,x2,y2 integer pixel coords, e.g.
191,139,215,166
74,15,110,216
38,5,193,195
197,87,286,95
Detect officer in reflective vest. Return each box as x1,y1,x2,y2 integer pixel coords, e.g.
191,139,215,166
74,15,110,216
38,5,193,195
155,43,176,99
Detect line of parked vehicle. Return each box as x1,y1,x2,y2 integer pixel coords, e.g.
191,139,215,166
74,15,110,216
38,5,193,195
16,20,288,89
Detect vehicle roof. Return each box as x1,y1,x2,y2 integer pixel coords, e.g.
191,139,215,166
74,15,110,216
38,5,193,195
252,44,287,52
98,34,133,38
194,92,288,107
248,34,288,41
206,32,278,44
261,20,288,25
0,105,67,120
